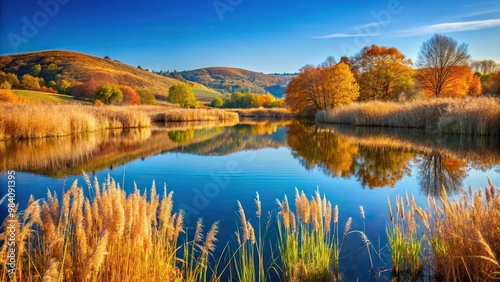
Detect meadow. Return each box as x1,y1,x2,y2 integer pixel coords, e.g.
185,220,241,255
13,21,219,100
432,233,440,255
0,175,498,281
316,98,500,136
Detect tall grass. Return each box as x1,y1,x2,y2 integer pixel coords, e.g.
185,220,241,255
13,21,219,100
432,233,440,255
386,193,424,276
276,189,373,281
1,176,498,281
417,180,500,280
316,97,500,135
0,174,220,281
0,104,239,140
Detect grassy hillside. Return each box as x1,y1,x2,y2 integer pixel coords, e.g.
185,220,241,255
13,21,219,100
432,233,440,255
12,89,78,104
177,67,293,97
0,50,222,101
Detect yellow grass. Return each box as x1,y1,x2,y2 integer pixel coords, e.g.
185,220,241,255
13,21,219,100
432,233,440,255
415,181,500,281
227,107,294,119
316,97,500,135
0,104,239,140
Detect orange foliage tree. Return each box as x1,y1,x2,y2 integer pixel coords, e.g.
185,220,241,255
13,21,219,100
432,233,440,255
353,45,414,101
119,85,141,105
285,62,359,114
416,34,471,98
418,65,480,98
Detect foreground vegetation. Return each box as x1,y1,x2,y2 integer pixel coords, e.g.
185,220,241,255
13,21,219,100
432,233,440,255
0,104,238,140
316,97,500,135
1,175,498,281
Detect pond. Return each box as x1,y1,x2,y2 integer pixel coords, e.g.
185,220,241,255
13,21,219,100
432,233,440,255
1,120,499,280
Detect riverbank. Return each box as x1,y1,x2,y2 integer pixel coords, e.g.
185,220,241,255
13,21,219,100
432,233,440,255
316,97,500,135
227,107,294,119
0,104,239,140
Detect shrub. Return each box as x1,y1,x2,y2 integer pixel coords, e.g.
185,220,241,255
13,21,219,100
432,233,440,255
95,82,123,104
0,89,20,103
119,85,141,105
168,83,198,108
71,80,101,101
136,87,156,105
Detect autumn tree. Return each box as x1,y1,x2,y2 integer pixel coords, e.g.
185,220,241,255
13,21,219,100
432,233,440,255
31,64,42,76
119,85,141,105
210,97,224,107
20,74,44,90
136,87,156,105
71,80,101,100
168,83,198,108
0,71,20,89
352,45,414,101
420,65,480,98
416,34,470,98
285,62,359,114
95,82,123,104
57,80,72,94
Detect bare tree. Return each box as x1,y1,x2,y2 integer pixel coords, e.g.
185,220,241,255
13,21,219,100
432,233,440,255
471,59,500,74
416,34,470,97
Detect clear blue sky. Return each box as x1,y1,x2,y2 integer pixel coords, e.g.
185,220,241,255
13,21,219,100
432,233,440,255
1,0,499,73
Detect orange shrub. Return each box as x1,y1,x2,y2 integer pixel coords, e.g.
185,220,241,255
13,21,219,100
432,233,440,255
120,85,141,105
0,89,20,103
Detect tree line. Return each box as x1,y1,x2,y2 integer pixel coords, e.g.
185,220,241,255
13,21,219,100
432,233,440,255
285,34,500,115
0,63,158,106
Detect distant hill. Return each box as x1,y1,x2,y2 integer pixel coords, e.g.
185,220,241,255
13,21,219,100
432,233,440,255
168,67,294,98
0,50,222,102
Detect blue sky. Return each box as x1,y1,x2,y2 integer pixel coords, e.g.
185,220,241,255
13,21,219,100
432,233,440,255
1,0,499,73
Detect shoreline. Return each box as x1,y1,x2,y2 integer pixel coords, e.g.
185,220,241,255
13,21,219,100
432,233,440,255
0,104,240,140
315,97,500,136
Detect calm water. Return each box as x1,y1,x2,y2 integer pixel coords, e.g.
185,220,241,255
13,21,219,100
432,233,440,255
1,120,499,280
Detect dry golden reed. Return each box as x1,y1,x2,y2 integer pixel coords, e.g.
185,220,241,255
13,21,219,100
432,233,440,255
0,174,219,281
0,104,239,140
414,181,500,281
316,97,500,135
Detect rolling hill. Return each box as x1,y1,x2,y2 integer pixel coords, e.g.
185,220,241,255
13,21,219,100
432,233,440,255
0,50,222,102
174,67,294,98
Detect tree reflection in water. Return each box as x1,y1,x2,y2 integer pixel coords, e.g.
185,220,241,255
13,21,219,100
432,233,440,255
1,120,497,196
417,152,467,196
287,122,496,196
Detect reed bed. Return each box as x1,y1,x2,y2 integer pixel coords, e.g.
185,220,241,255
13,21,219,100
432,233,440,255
275,189,373,281
386,180,500,281
316,97,500,135
1,176,498,281
0,104,239,140
228,108,294,119
0,174,220,281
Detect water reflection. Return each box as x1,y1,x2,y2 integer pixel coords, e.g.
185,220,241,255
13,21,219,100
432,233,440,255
287,122,499,195
417,153,467,195
0,121,289,177
1,120,498,196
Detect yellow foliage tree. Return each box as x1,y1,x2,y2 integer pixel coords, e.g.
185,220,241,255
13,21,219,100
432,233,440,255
285,62,359,114
353,45,414,101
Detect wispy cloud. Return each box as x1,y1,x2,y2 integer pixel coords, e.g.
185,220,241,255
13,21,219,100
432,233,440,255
398,18,500,36
312,32,378,39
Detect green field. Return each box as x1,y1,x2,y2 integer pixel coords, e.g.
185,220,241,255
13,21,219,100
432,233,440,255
193,87,225,103
12,89,79,104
